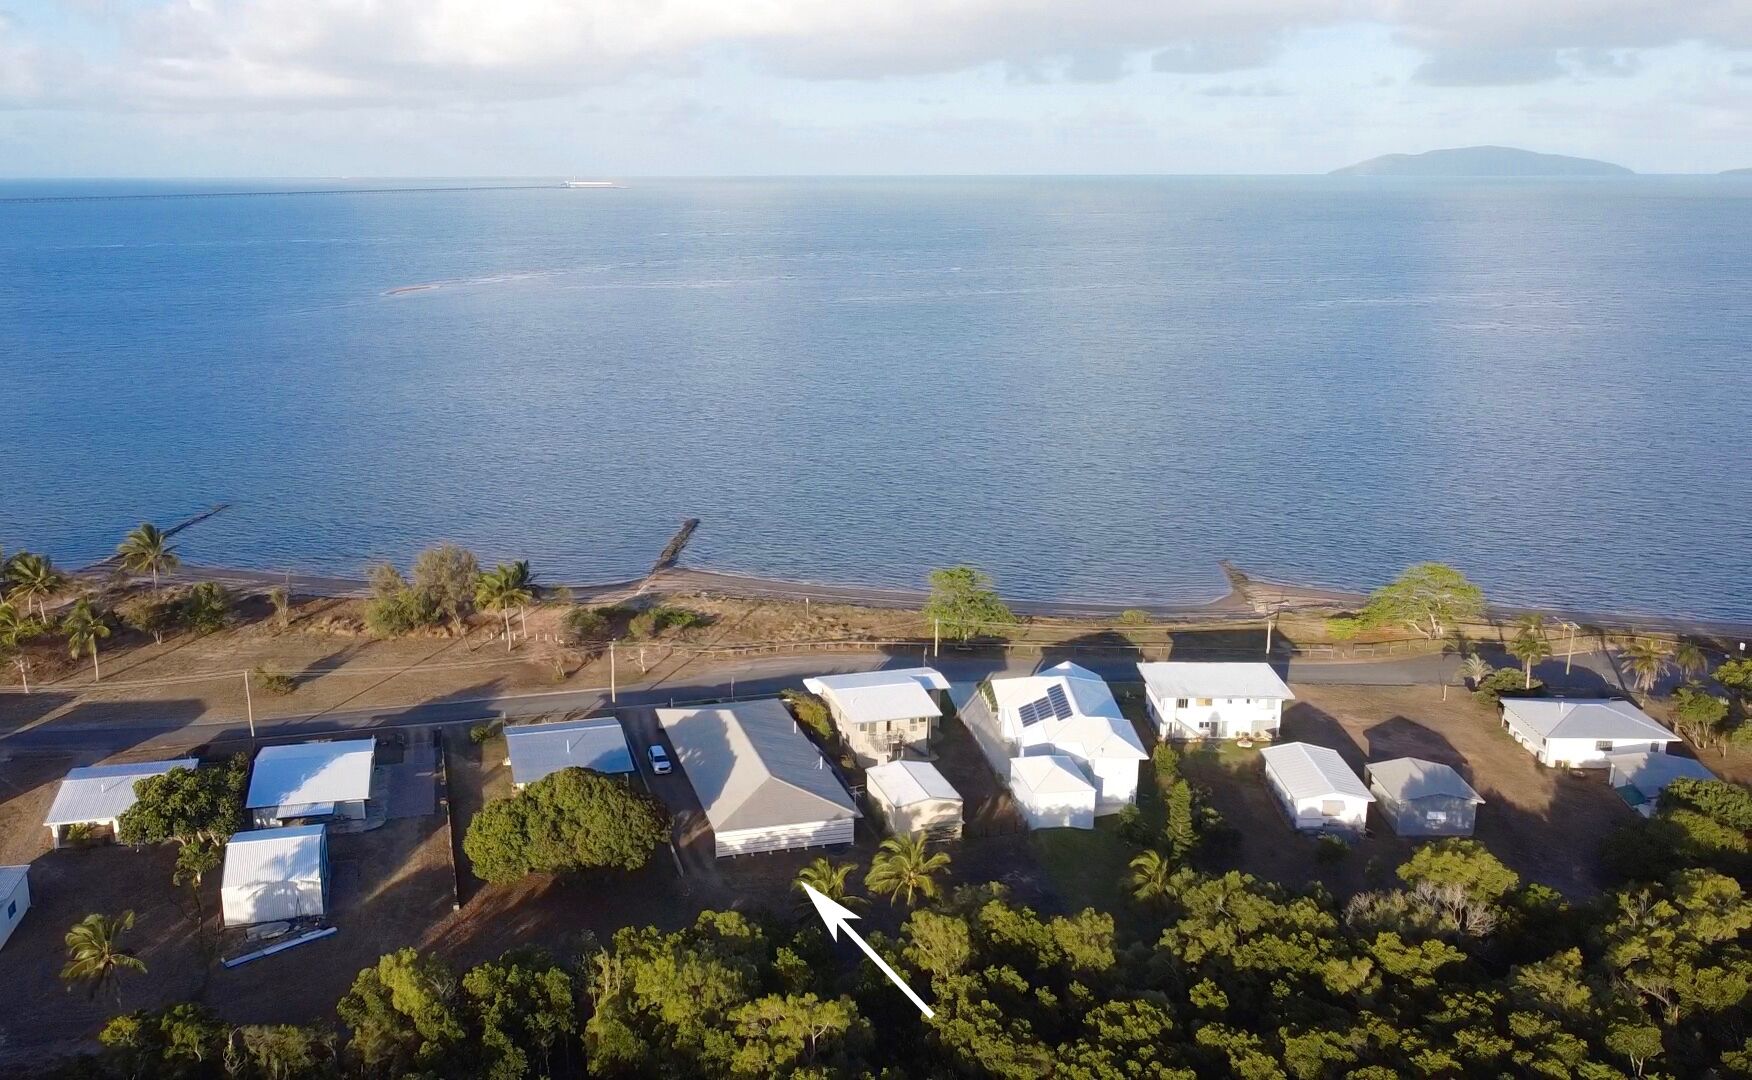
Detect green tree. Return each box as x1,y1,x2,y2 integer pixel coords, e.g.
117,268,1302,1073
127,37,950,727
6,551,66,618
1714,658,1752,705
475,562,535,652
118,593,178,644
337,948,465,1075
463,766,669,884
864,833,951,908
62,596,112,681
118,756,249,854
1127,849,1175,906
411,542,481,633
462,949,578,1080
780,688,834,741
1398,839,1519,902
62,911,148,1004
1509,617,1553,689
1359,563,1486,640
1621,639,1674,699
116,522,180,589
727,992,870,1078
923,565,1014,642
1673,642,1710,682
795,856,863,914
1601,869,1752,1027
226,1024,335,1080
1164,777,1198,860
1671,686,1732,753
99,1003,229,1075
902,909,973,979
181,580,232,634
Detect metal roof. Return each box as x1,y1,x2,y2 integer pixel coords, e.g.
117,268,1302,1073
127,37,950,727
802,668,947,725
656,699,858,834
505,716,633,785
221,825,325,889
1137,662,1294,702
1011,754,1095,797
866,760,960,807
44,759,200,827
0,865,27,896
246,739,375,809
1260,743,1375,802
992,663,1145,762
1500,698,1676,742
1607,751,1715,799
1366,758,1483,804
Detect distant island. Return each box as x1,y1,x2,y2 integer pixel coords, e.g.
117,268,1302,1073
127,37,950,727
1725,167,1752,176
1331,145,1632,177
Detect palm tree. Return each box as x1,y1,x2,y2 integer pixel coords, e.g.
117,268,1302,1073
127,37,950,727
1674,641,1709,683
115,523,179,589
794,857,862,915
1621,639,1674,699
63,597,111,682
6,553,65,618
1460,654,1492,689
475,563,535,651
1508,621,1553,689
503,560,536,639
1128,849,1174,906
864,833,952,908
62,911,147,1003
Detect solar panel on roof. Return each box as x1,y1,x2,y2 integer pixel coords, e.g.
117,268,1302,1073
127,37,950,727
1018,696,1053,727
1046,684,1072,720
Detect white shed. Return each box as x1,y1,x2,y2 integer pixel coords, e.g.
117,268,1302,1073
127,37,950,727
246,739,376,826
221,825,329,927
1137,662,1294,740
656,699,860,858
504,716,633,788
43,758,200,847
866,760,962,840
1607,751,1716,817
1259,742,1374,835
1010,755,1097,831
1366,758,1483,837
1499,699,1678,768
0,866,29,950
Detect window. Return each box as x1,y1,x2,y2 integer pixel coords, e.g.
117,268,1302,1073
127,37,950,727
1175,698,1188,710
1425,811,1450,826
1595,740,1614,752
1196,698,1213,707
1320,800,1346,817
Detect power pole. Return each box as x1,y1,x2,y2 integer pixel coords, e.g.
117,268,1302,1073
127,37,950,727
1564,621,1578,675
242,670,256,739
1265,612,1275,655
933,618,940,658
610,640,617,704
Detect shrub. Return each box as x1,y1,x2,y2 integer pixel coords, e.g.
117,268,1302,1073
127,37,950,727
470,720,504,745
252,666,296,695
1315,835,1350,864
463,767,669,883
181,582,232,635
1114,804,1152,846
63,822,96,843
1118,609,1151,627
562,606,610,644
1325,616,1363,641
1472,668,1542,709
781,689,834,741
627,606,706,641
365,588,439,637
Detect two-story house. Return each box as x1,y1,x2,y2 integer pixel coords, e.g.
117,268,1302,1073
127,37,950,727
1137,661,1293,740
802,667,950,767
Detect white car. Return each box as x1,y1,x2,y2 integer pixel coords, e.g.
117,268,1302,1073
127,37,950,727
647,744,673,775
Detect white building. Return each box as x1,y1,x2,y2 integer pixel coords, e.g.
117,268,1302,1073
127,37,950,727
43,758,200,847
1498,699,1679,768
221,825,328,927
246,739,376,827
1259,742,1375,835
504,716,633,788
657,699,860,858
1366,758,1483,837
802,667,950,767
865,760,962,840
1607,751,1716,817
961,662,1147,816
0,866,29,950
1010,755,1097,831
1137,662,1294,740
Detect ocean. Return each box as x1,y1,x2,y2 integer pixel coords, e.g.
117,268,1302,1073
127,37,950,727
2,176,1748,617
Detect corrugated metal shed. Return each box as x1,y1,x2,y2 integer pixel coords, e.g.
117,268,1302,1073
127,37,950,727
505,716,633,785
866,760,960,806
44,759,200,827
1366,758,1483,804
246,739,375,810
1259,743,1374,802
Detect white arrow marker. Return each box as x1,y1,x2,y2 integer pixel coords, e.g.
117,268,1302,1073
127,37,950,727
800,884,935,1018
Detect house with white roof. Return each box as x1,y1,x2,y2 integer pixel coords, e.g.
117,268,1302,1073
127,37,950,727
246,739,376,827
657,698,860,858
1010,755,1097,831
1137,662,1294,740
221,825,328,927
960,661,1147,819
1366,758,1483,837
865,760,962,840
1606,751,1715,817
43,758,200,847
802,667,950,767
504,716,632,788
1259,742,1375,835
1498,698,1678,768
0,866,29,950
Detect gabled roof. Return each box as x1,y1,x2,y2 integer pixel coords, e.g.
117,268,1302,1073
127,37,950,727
989,663,1145,761
246,739,375,810
1260,743,1375,802
1367,758,1483,804
0,865,27,896
866,760,960,807
1011,754,1095,797
657,699,858,834
1607,751,1715,799
1500,699,1677,742
1137,662,1294,702
505,716,632,784
222,825,325,889
802,668,947,725
44,758,201,827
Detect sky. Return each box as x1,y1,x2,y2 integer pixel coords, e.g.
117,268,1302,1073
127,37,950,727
1,1,1749,176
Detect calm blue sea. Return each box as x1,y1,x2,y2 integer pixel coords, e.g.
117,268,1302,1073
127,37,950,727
2,177,1748,617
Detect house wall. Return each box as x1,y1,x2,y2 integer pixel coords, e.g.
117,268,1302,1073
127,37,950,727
1264,764,1367,833
957,690,1016,777
1147,691,1283,739
1085,757,1141,815
839,713,934,768
254,798,367,829
222,878,326,927
874,796,963,839
715,817,855,858
1503,716,1671,767
1015,788,1095,831
0,875,30,951
1373,788,1477,837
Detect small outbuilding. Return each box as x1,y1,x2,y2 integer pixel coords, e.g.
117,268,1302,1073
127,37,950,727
802,667,950,767
1607,751,1716,817
221,825,329,927
0,865,29,950
656,698,860,857
505,716,633,788
1499,698,1678,768
866,760,962,840
43,758,200,847
1366,758,1484,837
246,739,376,827
1010,754,1097,831
1259,742,1375,835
